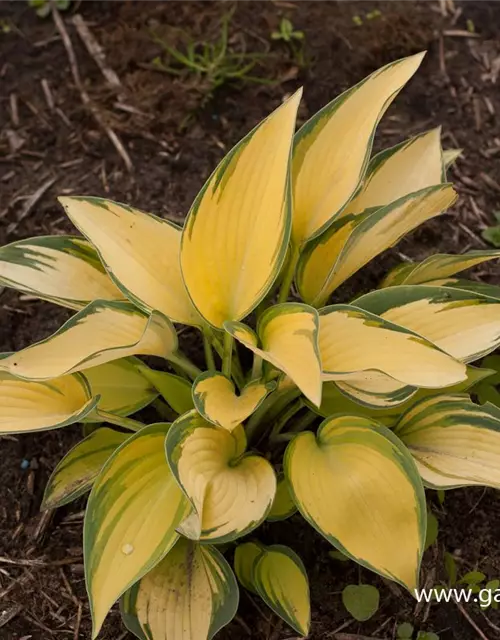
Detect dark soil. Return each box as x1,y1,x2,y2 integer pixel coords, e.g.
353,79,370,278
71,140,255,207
1,1,500,639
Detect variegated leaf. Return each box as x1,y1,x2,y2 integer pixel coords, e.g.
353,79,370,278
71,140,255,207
1,300,177,380
225,302,322,407
42,427,128,509
395,395,500,489
121,538,239,640
166,411,276,543
59,197,202,325
285,415,426,591
297,185,457,306
0,235,124,309
291,53,425,245
84,423,190,637
381,249,500,287
318,304,466,388
181,91,301,328
193,372,274,432
354,285,500,363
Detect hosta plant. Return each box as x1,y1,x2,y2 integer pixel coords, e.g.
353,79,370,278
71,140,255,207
2,51,500,640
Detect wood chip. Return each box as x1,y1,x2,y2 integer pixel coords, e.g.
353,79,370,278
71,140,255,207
72,14,123,90
484,96,495,116
481,172,500,194
443,29,480,38
9,93,19,126
73,602,82,640
0,555,83,567
41,78,55,110
0,604,23,628
6,176,57,234
474,97,482,131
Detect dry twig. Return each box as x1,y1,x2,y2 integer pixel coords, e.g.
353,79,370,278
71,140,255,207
479,609,500,634
334,634,384,640
73,602,83,640
51,3,133,172
454,601,491,640
0,555,82,567
41,79,55,110
6,176,57,234
72,14,123,90
0,604,22,628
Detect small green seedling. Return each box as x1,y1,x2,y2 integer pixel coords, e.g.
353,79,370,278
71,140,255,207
481,211,500,248
271,17,304,44
271,17,306,67
151,9,271,104
29,0,70,18
424,510,439,551
398,624,440,640
397,623,414,639
480,579,500,610
444,552,458,586
352,10,382,26
459,570,486,593
342,584,380,621
436,552,500,608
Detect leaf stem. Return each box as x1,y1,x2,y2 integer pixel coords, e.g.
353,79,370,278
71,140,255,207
222,331,233,378
168,352,202,380
245,387,301,444
203,330,216,371
269,398,304,440
209,330,245,390
270,432,296,444
289,409,318,433
277,244,300,304
96,411,145,432
251,354,263,380
152,398,177,422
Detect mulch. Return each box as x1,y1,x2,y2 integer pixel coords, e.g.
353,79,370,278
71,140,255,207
1,1,500,638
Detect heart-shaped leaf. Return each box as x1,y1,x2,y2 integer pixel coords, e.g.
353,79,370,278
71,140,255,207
285,415,426,591
342,584,380,621
166,411,276,543
193,372,273,432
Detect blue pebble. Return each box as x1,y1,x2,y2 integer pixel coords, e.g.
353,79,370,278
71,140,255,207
20,459,30,470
